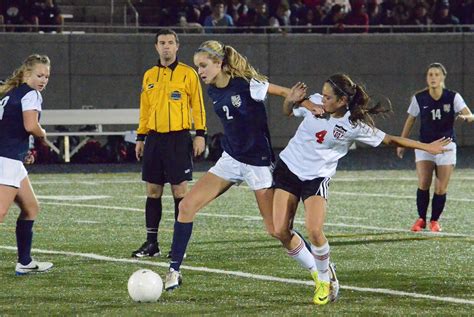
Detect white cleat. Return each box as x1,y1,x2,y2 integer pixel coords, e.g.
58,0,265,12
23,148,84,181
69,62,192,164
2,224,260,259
165,269,182,291
15,260,53,276
328,262,340,302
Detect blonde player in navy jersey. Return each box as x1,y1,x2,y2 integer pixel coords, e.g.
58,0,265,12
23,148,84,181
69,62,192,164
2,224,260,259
397,63,473,232
0,54,53,275
164,40,322,290
272,74,451,305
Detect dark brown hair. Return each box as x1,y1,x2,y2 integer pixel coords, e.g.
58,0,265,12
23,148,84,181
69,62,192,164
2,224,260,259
326,73,391,128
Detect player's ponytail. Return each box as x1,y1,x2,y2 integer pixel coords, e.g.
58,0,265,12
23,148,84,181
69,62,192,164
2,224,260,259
0,54,50,97
326,74,391,128
195,40,267,82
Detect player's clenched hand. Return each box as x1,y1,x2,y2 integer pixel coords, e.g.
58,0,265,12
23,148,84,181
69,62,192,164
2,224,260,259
135,141,144,161
193,136,205,157
396,147,405,159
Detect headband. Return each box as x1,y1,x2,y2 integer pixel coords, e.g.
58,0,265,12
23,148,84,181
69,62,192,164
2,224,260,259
196,47,225,60
327,79,354,97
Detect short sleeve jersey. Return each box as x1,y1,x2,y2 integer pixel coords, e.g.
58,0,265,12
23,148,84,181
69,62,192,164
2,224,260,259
0,83,42,161
207,77,272,166
407,89,467,143
280,93,386,180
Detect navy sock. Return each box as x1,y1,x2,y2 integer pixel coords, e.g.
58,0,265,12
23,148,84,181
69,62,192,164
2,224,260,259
416,189,429,220
431,193,446,221
16,219,34,265
169,221,193,272
145,197,162,243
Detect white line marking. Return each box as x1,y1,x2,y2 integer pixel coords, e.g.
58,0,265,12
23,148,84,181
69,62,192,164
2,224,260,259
0,246,472,305
37,195,110,201
39,201,474,238
76,220,101,224
331,191,474,203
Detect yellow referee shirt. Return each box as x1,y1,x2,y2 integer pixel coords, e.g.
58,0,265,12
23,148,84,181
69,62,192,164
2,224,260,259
137,59,206,138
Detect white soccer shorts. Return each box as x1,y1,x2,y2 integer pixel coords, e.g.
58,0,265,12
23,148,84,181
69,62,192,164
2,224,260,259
0,156,28,188
209,151,273,190
415,142,456,166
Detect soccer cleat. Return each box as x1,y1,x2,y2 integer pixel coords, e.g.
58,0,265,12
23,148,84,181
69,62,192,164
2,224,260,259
313,279,331,305
131,241,161,258
165,269,182,291
411,218,426,232
15,260,53,276
429,220,441,232
166,251,187,259
328,262,340,302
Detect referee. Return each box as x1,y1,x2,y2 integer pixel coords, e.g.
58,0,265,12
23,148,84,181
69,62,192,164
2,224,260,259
132,29,207,258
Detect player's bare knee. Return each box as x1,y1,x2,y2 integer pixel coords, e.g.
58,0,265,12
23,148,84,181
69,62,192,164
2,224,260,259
307,228,324,244
273,227,291,243
19,205,39,219
178,198,198,216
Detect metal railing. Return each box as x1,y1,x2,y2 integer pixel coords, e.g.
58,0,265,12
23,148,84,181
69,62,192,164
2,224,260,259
0,23,472,34
123,0,139,31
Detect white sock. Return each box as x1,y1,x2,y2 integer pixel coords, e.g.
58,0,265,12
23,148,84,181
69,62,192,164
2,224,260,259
287,237,317,274
311,242,330,282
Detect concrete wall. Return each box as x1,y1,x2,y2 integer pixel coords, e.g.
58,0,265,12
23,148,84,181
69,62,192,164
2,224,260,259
1,33,473,147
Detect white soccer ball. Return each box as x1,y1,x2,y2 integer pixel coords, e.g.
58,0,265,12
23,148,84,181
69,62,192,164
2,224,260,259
127,269,163,302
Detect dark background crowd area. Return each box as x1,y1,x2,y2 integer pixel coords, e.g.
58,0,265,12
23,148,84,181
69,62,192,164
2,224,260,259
1,0,474,33
133,0,474,33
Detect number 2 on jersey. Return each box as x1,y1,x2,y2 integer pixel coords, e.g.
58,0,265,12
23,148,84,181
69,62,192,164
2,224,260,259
315,130,327,144
0,96,10,120
223,105,234,120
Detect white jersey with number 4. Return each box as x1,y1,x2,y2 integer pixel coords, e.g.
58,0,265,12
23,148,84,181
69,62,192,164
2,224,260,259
279,93,386,180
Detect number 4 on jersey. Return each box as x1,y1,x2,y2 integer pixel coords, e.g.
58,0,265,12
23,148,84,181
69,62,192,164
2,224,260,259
315,130,327,144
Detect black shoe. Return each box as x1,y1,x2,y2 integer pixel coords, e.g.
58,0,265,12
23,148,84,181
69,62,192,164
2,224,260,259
293,230,312,252
167,250,187,259
131,241,161,258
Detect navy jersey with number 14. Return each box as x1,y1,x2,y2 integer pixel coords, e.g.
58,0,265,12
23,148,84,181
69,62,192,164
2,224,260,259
408,88,467,143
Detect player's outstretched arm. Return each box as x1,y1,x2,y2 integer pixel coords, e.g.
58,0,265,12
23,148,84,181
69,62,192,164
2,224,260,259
268,83,291,98
383,134,451,155
396,114,416,159
457,107,474,123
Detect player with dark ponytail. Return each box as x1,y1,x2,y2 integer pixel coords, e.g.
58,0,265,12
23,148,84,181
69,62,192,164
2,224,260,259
271,73,451,305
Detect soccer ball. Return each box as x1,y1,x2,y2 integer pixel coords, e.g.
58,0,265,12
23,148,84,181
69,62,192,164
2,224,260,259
127,269,163,302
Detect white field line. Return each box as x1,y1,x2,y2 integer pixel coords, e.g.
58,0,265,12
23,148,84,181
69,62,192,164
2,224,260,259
0,246,472,306
331,191,474,203
39,201,474,238
31,175,474,185
37,195,110,201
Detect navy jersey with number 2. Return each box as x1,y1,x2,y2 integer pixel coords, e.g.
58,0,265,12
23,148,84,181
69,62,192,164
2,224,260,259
207,77,273,166
0,83,43,161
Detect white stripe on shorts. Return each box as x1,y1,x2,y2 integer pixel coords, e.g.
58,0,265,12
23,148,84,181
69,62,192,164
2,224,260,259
315,177,330,199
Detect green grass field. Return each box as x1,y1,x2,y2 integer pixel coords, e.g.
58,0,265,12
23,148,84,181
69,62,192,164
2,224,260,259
1,169,473,316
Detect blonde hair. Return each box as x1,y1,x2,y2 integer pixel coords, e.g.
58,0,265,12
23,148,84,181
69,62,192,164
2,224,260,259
195,40,267,82
0,54,51,97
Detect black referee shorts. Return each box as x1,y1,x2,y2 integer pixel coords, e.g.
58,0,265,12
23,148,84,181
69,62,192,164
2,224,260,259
142,130,193,185
273,158,330,202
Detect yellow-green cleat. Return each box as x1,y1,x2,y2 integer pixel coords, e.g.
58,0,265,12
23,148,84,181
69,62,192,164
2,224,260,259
311,271,330,305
